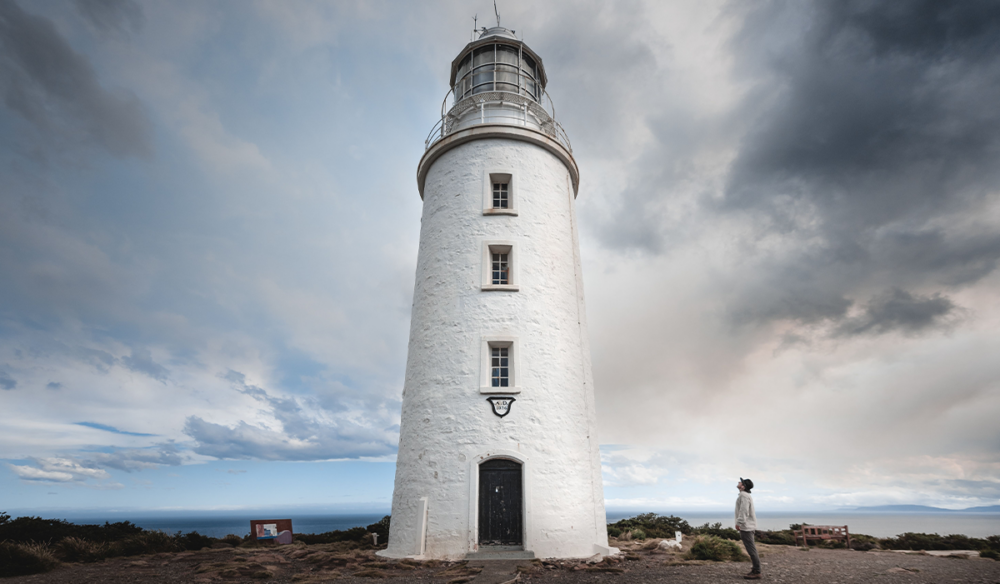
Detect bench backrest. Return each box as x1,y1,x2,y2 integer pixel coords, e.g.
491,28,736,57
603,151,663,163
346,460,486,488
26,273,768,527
798,525,849,538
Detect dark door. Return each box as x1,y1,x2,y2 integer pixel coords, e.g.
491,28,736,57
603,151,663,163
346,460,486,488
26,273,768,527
478,459,523,547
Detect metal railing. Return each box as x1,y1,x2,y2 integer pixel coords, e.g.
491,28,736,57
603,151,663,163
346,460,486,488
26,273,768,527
425,72,572,153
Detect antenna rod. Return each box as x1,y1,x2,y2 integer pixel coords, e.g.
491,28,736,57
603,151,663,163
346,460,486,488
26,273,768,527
494,0,500,27
472,14,477,40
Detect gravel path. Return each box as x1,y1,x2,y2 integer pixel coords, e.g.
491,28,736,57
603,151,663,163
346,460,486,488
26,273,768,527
5,541,1000,583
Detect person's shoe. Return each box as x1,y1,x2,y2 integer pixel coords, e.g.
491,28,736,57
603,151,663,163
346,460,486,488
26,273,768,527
743,572,762,579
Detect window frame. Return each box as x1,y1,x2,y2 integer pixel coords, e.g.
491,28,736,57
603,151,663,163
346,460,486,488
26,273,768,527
480,336,520,394
481,241,519,291
483,171,517,216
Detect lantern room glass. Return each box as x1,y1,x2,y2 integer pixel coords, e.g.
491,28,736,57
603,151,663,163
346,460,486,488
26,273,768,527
453,43,541,102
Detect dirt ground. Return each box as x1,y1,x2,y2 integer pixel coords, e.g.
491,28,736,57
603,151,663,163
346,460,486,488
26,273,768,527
6,538,1000,584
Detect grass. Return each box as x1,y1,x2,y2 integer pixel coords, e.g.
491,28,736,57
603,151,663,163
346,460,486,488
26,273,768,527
0,541,61,577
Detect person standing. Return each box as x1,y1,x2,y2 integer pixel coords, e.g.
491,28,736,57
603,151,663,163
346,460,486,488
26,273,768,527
735,477,761,579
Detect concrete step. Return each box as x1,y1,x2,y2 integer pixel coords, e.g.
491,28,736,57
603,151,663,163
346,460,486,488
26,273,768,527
465,549,536,561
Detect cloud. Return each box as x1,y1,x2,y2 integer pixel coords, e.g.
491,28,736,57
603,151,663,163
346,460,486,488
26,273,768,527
8,444,184,483
74,0,143,37
0,0,152,159
834,288,957,336
120,348,169,382
83,443,184,471
9,457,111,482
183,372,398,461
0,369,15,390
76,421,157,437
46,381,62,389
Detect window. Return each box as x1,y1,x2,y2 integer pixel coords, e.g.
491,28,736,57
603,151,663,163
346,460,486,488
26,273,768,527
482,242,518,291
493,182,509,209
490,346,509,387
481,337,519,393
483,172,516,215
491,251,509,285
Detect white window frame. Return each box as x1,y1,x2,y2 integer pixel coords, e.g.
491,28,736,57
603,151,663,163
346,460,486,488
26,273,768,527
480,336,520,394
481,240,519,291
482,170,517,215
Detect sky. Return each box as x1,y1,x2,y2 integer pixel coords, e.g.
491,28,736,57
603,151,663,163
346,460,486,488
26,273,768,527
1,0,999,516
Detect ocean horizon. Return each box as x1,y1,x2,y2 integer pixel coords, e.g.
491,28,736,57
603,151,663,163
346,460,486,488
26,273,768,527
9,510,998,539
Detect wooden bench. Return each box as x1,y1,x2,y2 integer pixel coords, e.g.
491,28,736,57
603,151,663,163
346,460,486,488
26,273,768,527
793,525,851,548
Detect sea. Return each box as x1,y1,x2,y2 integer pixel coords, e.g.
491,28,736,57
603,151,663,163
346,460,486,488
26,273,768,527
37,510,999,539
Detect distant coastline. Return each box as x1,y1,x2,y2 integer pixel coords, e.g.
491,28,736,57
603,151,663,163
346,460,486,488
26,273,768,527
839,504,1000,513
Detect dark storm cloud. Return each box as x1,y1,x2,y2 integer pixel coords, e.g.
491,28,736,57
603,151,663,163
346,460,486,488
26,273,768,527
614,0,1000,338
714,0,1000,331
183,371,397,461
834,288,955,337
74,0,143,36
0,0,152,159
120,347,169,381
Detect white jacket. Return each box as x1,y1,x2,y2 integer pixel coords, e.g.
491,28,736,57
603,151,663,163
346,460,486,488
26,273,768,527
735,491,757,531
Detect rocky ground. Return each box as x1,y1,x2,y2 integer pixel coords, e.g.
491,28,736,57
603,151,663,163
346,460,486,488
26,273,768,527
5,537,1000,583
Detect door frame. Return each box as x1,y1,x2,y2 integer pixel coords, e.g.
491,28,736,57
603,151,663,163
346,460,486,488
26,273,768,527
468,449,530,552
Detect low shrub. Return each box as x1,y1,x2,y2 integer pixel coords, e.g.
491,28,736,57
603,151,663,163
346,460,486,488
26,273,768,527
221,534,244,546
849,534,879,551
685,536,748,562
0,541,60,577
607,514,693,539
879,532,996,552
692,522,740,541
296,527,369,545
0,512,143,544
113,531,179,557
980,549,999,561
56,536,112,563
631,528,647,541
755,529,796,546
175,531,214,551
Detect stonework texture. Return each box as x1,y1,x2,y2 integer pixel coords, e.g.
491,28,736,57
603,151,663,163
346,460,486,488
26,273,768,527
381,136,610,560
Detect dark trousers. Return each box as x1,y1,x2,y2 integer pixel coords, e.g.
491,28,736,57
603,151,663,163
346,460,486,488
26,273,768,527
741,529,761,573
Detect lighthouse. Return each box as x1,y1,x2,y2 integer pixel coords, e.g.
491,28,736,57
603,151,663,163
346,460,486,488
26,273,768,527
380,26,615,560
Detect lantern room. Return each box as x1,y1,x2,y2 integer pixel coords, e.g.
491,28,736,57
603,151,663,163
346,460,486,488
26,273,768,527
425,27,570,155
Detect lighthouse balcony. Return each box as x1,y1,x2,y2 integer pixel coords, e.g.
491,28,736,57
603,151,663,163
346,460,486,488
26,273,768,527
425,86,572,154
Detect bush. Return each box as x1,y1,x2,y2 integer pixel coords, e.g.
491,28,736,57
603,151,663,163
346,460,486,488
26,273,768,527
221,534,244,546
0,512,143,544
295,526,370,545
112,531,179,556
631,528,647,541
879,532,995,552
755,530,796,546
692,522,740,541
174,531,214,551
981,549,1000,561
56,537,112,563
849,534,879,551
685,536,748,562
607,514,693,539
0,541,60,577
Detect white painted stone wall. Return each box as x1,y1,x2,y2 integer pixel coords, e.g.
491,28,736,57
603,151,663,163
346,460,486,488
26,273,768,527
381,136,611,560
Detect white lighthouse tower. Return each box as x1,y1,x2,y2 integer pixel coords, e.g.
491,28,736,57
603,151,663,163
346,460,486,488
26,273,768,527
380,26,615,561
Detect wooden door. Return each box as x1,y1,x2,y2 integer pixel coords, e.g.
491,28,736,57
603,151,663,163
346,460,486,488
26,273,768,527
478,459,523,547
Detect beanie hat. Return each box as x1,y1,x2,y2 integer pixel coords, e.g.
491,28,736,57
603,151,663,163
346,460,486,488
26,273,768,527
740,477,754,492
